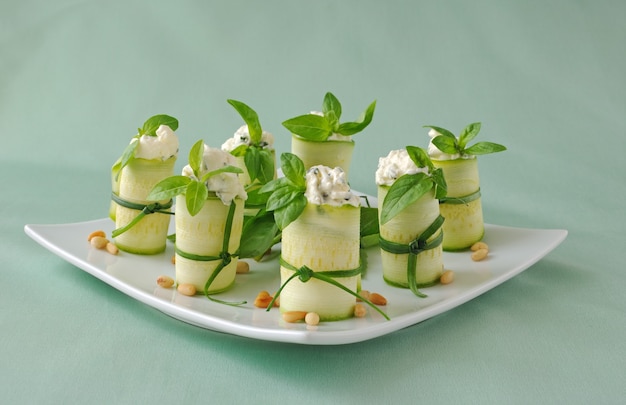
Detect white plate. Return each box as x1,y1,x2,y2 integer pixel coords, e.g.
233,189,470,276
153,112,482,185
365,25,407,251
24,217,566,345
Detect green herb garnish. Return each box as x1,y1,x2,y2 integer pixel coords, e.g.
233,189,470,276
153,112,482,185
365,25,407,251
113,114,179,179
380,146,447,225
424,122,506,157
259,153,307,230
282,92,376,141
147,139,242,216
227,99,274,185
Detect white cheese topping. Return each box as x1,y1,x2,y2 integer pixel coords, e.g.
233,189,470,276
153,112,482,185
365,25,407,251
221,125,274,151
182,145,247,205
134,125,179,160
304,165,360,207
375,149,429,186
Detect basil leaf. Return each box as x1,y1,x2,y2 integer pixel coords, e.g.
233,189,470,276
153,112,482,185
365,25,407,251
406,145,432,170
117,139,139,178
360,206,379,237
423,125,456,140
380,173,433,224
199,165,243,183
322,92,342,121
244,146,260,183
185,180,208,216
274,194,307,230
256,148,275,184
266,185,302,212
280,152,306,189
238,212,279,258
259,176,292,194
458,122,481,150
335,100,376,136
189,139,205,178
229,144,248,157
282,114,332,141
141,114,178,136
227,99,262,144
431,168,448,200
244,186,270,207
147,175,191,201
464,141,507,155
431,135,459,155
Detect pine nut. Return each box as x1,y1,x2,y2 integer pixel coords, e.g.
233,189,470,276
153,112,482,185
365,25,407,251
471,241,489,252
305,312,320,326
254,290,273,308
471,248,489,261
354,303,367,318
282,311,307,323
236,261,250,274
156,275,175,288
90,236,108,249
171,255,176,264
357,290,370,302
87,230,106,241
105,242,119,255
177,283,196,296
369,292,387,306
440,270,454,284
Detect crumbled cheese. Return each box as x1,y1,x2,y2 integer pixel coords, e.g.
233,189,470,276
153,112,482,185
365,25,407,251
134,125,179,160
304,165,360,207
182,145,247,205
375,149,429,186
221,125,274,151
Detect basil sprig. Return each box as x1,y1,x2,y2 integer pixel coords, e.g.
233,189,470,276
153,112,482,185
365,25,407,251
227,99,274,185
424,122,506,157
113,114,179,179
259,153,308,230
146,140,243,216
380,146,447,225
282,92,376,141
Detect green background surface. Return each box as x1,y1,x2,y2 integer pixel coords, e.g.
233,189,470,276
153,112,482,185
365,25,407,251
2,1,625,403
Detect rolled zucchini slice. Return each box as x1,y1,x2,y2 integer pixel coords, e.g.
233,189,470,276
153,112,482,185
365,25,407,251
174,195,245,294
433,157,484,251
113,157,176,254
291,135,355,177
279,203,360,321
378,186,444,289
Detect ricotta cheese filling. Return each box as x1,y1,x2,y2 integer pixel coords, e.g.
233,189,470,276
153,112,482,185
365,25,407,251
304,165,360,207
134,124,179,160
375,149,429,186
182,145,247,205
221,125,275,151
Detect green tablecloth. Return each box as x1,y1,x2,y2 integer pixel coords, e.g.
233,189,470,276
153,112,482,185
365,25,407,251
2,1,624,403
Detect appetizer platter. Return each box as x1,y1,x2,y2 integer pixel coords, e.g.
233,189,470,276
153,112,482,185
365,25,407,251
25,93,567,344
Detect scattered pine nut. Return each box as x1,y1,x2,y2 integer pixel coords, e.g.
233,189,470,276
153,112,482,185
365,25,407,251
354,303,367,318
356,290,371,302
282,311,307,323
171,255,176,265
177,283,196,296
305,312,320,326
236,260,250,274
440,270,455,285
369,292,387,306
105,242,119,255
471,241,489,252
156,275,175,288
471,248,489,262
87,230,106,241
254,290,278,308
90,236,108,249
